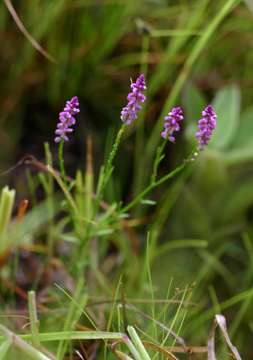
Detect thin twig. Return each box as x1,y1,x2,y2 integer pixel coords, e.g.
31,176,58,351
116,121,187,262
3,0,57,63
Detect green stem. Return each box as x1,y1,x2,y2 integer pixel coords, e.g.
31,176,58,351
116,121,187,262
150,139,167,184
122,162,187,214
77,125,125,271
28,291,40,348
58,140,66,183
105,124,126,182
96,124,126,206
0,186,15,254
44,142,55,258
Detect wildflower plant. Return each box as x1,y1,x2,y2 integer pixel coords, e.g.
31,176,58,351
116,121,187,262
54,96,80,182
0,0,249,356
52,75,217,220
96,74,147,208
49,77,218,267
0,73,218,360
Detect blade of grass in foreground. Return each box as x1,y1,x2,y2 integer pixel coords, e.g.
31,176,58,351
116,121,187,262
0,328,146,360
127,326,151,360
145,233,157,341
0,340,11,360
0,325,51,360
0,331,124,343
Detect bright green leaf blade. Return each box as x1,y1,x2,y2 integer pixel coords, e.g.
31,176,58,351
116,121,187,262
231,106,253,148
0,340,11,359
210,84,241,150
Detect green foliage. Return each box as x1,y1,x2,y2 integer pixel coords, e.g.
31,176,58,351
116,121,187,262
1,0,253,359
210,84,241,150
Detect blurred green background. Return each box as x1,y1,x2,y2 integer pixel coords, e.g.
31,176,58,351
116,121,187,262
1,0,253,357
1,0,252,170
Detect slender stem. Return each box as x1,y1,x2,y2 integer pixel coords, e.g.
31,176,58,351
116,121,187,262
105,124,126,184
122,162,186,213
58,140,66,183
47,165,78,216
28,291,40,348
150,139,167,184
95,124,126,206
0,186,15,254
44,142,54,258
77,125,125,271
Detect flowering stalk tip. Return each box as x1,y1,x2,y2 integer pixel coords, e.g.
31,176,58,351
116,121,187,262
121,74,146,125
161,106,184,142
196,105,217,150
55,96,80,143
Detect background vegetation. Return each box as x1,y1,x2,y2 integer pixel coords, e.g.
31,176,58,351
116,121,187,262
0,0,253,359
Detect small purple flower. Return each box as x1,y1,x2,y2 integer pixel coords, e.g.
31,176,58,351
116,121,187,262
196,105,217,150
161,106,184,142
55,96,80,143
121,74,146,125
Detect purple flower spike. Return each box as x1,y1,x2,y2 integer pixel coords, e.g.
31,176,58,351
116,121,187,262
196,105,217,150
121,74,146,125
55,96,80,143
161,106,184,142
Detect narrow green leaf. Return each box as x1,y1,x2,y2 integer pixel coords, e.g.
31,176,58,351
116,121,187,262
14,331,125,342
155,239,208,258
127,326,151,360
140,199,157,206
95,229,114,236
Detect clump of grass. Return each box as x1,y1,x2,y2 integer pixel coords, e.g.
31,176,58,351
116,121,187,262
0,71,242,359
